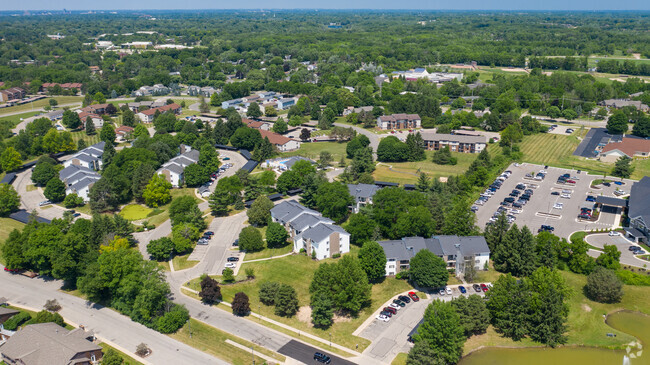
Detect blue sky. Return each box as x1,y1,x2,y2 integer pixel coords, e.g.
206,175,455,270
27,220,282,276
3,0,650,11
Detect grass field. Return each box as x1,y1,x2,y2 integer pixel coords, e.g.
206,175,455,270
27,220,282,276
372,150,478,184
282,141,349,164
70,130,101,147
0,218,26,265
185,248,413,352
168,318,285,365
0,96,83,115
0,111,41,126
98,343,144,365
391,352,408,365
118,204,154,220
144,188,198,227
243,244,293,261
172,253,199,271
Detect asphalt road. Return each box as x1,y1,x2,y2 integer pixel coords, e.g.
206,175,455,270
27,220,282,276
278,340,357,365
0,266,226,365
586,233,649,268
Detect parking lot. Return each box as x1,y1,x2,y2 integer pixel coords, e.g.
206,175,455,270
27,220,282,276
475,163,632,239
586,233,649,268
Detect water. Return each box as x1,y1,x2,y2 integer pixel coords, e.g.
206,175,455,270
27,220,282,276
459,311,650,365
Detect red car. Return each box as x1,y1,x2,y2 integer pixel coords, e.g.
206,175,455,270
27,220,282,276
4,267,19,273
480,283,488,292
384,307,397,315
566,179,576,184
408,291,420,302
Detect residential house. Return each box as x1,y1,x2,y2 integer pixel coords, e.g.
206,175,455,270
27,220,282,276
271,201,350,259
276,98,296,110
221,98,244,109
347,183,381,213
420,132,487,153
115,126,134,141
379,235,490,276
599,137,650,162
0,323,102,365
63,142,105,171
46,33,65,40
261,156,314,171
627,176,650,243
123,100,165,113
376,114,421,130
137,103,182,123
59,165,101,202
77,112,104,129
244,118,271,131
0,88,26,102
42,110,63,121
156,147,200,187
601,99,649,111
259,130,301,152
40,83,83,93
132,84,169,97
79,104,109,115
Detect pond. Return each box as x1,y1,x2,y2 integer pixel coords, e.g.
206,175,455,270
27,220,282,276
459,311,650,365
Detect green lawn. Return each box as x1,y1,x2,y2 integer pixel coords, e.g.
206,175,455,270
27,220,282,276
172,253,199,271
98,343,144,365
0,111,42,126
185,248,413,352
168,318,285,365
243,244,293,261
0,96,83,115
282,141,349,164
118,204,154,221
145,188,199,227
392,352,408,365
69,130,101,147
372,150,477,184
0,218,26,265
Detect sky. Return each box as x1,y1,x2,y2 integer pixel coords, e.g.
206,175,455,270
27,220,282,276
2,0,650,11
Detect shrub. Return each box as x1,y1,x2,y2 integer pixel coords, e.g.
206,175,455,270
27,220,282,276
239,226,264,252
135,343,150,357
44,299,61,312
156,305,189,333
232,292,250,316
274,284,299,317
222,268,235,282
24,310,64,327
2,311,31,331
586,267,624,303
245,267,255,279
259,282,280,305
199,276,222,303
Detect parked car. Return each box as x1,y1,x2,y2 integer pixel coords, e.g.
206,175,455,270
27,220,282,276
481,283,489,292
614,181,623,186
561,193,571,198
445,287,453,295
438,289,445,296
609,231,620,237
538,225,555,233
232,239,239,246
553,203,563,209
458,285,467,294
566,179,576,184
380,310,392,318
314,352,331,364
73,213,81,217
472,284,482,292
223,157,230,160
4,267,19,273
205,231,214,236
227,257,239,262
225,262,237,269
408,291,420,301
376,314,390,322
516,184,526,190
393,299,405,307
398,295,411,303
384,307,397,315
38,200,52,206
551,191,560,195
586,196,596,202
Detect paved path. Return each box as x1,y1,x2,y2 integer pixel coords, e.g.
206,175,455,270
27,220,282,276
242,252,294,263
0,265,226,365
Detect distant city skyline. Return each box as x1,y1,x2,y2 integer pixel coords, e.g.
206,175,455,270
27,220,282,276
2,0,650,11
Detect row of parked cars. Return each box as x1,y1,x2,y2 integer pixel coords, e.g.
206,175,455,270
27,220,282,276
472,170,513,213
197,231,214,245
376,292,420,322
488,179,536,225
438,284,490,295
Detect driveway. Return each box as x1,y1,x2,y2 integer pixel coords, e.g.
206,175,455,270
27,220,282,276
333,123,379,157
586,233,649,268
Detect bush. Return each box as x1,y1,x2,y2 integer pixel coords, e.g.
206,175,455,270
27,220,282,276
24,310,64,327
265,222,289,248
585,267,623,303
199,276,222,303
239,226,264,252
245,267,255,279
232,292,250,316
2,311,31,330
616,269,650,286
44,299,61,312
156,305,189,333
101,349,125,365
135,343,150,357
147,237,175,261
259,282,280,305
222,268,235,282
274,284,299,317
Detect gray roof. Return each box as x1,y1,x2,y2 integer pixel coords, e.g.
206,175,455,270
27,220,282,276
347,183,381,201
596,196,628,207
420,132,487,144
161,162,184,175
289,213,333,232
1,172,17,185
59,165,98,183
72,153,97,163
283,156,314,169
69,176,100,192
0,306,19,317
271,200,319,225
629,177,650,224
436,235,490,257
379,235,489,261
0,323,100,365
302,222,348,243
573,128,623,158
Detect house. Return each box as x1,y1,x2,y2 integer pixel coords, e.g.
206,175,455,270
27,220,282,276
420,132,487,153
187,86,217,98
80,104,109,115
347,183,381,213
221,99,243,109
0,88,26,102
599,137,650,162
0,323,102,365
627,177,650,243
379,235,490,276
270,200,350,259
115,126,134,141
137,103,182,123
276,98,296,110
132,84,169,97
42,110,63,121
156,148,200,187
601,99,649,112
77,112,104,129
261,156,314,171
123,100,165,113
41,83,83,93
59,165,101,202
244,118,271,131
376,114,421,130
63,142,105,171
259,130,301,152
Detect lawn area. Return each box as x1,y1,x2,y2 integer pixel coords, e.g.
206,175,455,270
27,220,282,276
0,96,83,115
185,248,414,352
168,318,285,365
98,343,143,365
69,130,101,147
464,270,650,354
372,150,477,184
172,253,199,271
118,204,154,221
392,352,408,365
145,188,198,227
243,244,293,261
0,218,26,265
0,111,41,126
282,141,349,163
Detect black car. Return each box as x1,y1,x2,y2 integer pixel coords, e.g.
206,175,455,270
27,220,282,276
314,352,332,364
504,197,515,203
516,184,526,190
205,231,214,236
520,194,531,201
603,182,611,187
393,299,406,307
232,239,239,246
512,202,523,208
551,191,560,195
398,295,411,303
524,189,534,195
380,310,392,317
472,284,482,292
539,225,555,233
227,257,239,262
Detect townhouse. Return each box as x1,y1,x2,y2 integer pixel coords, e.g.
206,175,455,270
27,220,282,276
59,165,101,202
77,111,104,129
276,97,296,110
156,146,200,187
420,132,487,153
137,103,182,123
63,142,105,171
0,87,26,102
259,129,301,152
271,200,350,259
347,183,381,213
376,114,421,130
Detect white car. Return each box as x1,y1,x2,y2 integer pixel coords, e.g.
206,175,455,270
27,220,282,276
445,287,453,295
389,303,401,310
609,231,621,236
509,209,522,214
561,193,571,199
225,262,237,269
553,203,563,210
38,200,52,206
439,289,445,296
376,314,390,322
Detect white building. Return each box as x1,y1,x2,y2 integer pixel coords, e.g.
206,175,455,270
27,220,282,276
270,201,350,260
259,130,301,152
420,132,487,153
63,142,105,171
59,165,101,202
156,146,200,187
347,183,381,213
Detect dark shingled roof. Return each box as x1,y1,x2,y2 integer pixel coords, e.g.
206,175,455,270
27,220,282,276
215,144,238,151
374,181,399,187
287,188,303,195
1,172,17,185
239,149,253,160
241,160,258,173
596,196,628,207
629,177,650,225
9,209,50,224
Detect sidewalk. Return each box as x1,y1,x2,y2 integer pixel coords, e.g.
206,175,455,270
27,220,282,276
243,252,293,263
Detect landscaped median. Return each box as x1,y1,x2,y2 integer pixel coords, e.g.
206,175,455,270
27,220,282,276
183,249,414,353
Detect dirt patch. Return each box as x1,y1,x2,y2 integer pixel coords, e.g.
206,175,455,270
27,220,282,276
582,303,592,312
333,312,352,323
632,53,641,60
297,306,313,325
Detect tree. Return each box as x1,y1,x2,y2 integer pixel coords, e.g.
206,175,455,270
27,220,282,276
44,177,66,202
567,237,596,274
310,292,333,328
407,340,444,365
259,281,281,305
101,349,124,365
25,310,65,327
132,163,155,202
172,223,200,253
493,224,538,277
199,275,222,304
62,110,81,129
300,128,311,141
315,182,354,223
526,267,569,346
143,174,172,208
484,212,509,253
450,295,490,337
247,195,274,226
442,200,478,236
0,147,22,172
265,105,278,117
247,102,262,118
432,146,457,165
275,284,299,317
0,183,20,216
31,160,58,186
257,170,276,188
252,136,275,162
409,250,448,289
611,156,634,178
102,141,115,167
100,124,116,144
266,222,289,247
318,151,333,169
232,292,251,316
222,268,235,282
183,164,209,187
85,117,96,135
209,189,231,216
606,110,629,135
585,267,623,304
596,244,621,270
272,117,288,134
63,193,84,208
486,274,529,341
345,213,377,246
413,300,465,365
358,241,387,283
309,256,371,314
122,108,136,127
239,226,264,251
77,139,86,150
377,136,408,162
230,127,262,150
147,237,175,261
169,195,206,230
276,170,303,193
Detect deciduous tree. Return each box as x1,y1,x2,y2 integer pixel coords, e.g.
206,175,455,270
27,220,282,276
408,250,448,289
239,226,264,251
358,241,387,283
143,174,172,208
